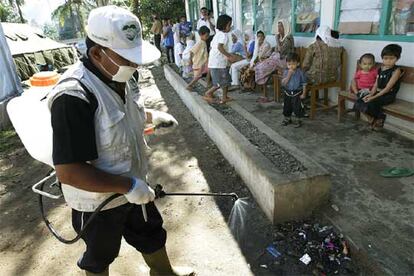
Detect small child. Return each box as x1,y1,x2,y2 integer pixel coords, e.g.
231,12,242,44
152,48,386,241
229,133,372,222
174,34,185,70
182,33,196,78
354,44,403,131
281,52,307,128
351,53,378,99
203,14,238,104
186,26,210,90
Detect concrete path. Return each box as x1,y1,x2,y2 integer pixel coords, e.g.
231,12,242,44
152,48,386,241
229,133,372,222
229,89,414,275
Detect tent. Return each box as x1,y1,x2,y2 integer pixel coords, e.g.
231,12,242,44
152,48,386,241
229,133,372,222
1,23,78,81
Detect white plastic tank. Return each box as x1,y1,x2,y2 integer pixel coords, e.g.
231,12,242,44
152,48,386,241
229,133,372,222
7,72,60,168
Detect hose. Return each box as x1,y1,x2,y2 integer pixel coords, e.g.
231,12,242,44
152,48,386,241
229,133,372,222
38,182,238,244
38,180,122,244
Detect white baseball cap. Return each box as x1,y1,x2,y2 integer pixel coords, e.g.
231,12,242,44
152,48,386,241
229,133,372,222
86,5,160,65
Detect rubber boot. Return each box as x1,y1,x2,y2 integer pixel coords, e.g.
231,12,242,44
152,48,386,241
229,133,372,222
142,246,195,276
85,268,109,276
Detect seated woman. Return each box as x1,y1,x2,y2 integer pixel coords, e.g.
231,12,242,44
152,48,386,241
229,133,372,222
239,30,272,90
230,29,246,61
302,25,343,85
229,30,255,89
254,19,294,93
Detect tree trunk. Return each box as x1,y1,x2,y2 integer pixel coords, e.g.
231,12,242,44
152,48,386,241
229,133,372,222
131,0,140,17
16,0,24,23
95,0,110,6
75,3,85,36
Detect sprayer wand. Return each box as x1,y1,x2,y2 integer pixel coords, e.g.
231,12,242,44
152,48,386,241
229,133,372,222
154,184,239,201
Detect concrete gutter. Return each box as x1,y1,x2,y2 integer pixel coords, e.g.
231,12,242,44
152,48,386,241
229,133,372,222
164,65,331,223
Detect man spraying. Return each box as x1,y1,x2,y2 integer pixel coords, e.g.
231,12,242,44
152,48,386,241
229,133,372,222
48,6,193,276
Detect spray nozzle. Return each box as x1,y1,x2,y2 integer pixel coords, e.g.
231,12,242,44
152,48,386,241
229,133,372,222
155,184,167,199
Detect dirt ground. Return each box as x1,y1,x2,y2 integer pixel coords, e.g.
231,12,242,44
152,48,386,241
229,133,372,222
0,66,279,275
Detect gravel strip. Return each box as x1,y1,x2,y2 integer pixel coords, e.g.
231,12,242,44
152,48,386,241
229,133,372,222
169,64,306,174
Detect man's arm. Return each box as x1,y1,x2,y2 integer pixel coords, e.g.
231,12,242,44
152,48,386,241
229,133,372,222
364,69,401,102
55,163,131,194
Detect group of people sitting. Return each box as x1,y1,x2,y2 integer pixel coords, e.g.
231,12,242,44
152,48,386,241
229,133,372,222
171,13,403,130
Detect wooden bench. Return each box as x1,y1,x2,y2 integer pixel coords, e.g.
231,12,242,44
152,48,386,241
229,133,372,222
272,47,347,119
337,63,414,123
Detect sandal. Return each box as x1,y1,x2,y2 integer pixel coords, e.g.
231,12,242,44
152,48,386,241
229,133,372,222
281,118,291,126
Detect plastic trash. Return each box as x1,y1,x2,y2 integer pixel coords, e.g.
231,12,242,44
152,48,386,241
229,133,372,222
266,245,282,259
300,253,311,265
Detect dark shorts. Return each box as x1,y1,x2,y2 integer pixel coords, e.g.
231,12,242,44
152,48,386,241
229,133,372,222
210,68,230,88
72,202,166,273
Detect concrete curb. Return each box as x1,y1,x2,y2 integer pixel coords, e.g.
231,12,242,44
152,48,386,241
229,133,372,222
164,65,331,223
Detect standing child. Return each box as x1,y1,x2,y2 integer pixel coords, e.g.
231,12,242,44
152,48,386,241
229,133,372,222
162,18,175,63
203,14,237,104
281,52,307,128
351,53,378,99
174,34,185,70
187,26,210,90
181,33,196,78
354,44,402,131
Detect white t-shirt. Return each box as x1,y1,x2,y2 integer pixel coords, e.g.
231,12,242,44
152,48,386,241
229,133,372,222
197,17,216,35
208,30,230,69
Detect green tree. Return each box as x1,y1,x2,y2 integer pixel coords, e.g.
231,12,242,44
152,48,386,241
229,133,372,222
0,0,24,22
52,0,87,38
42,23,59,40
7,0,24,23
137,0,185,38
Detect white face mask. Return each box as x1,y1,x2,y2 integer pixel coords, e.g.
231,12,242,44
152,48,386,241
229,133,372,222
100,49,137,83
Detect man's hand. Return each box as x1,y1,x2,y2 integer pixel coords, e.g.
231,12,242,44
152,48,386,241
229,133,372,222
227,54,238,63
124,177,155,205
151,110,178,127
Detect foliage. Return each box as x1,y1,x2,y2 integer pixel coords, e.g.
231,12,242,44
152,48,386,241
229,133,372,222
137,0,185,39
50,0,185,39
42,22,59,40
0,1,22,22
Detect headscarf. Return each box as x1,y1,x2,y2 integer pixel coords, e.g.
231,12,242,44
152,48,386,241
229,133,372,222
232,29,244,45
274,19,291,42
244,29,255,54
182,38,195,61
315,25,340,48
244,30,254,41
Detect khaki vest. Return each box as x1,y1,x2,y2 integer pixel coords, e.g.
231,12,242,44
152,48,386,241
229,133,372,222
48,62,148,211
